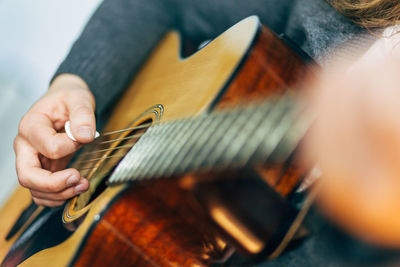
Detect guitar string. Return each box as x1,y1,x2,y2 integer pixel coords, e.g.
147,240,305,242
80,144,134,155
97,133,144,144
95,122,152,138
72,107,262,173
78,166,99,171
74,140,147,172
79,126,151,151
76,154,127,164
74,125,166,171
73,118,199,173
79,133,145,155
75,151,130,169
70,124,153,170
76,124,152,155
71,101,273,168
107,96,303,183
71,98,296,174
79,110,262,176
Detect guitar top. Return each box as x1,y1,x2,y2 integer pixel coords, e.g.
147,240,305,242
0,16,313,266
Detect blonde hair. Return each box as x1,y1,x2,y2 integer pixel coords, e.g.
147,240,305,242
329,0,400,29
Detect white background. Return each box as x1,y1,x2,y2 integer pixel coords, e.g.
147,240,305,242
0,0,101,205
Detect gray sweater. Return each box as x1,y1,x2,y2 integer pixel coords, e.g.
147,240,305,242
54,0,397,265
54,0,367,121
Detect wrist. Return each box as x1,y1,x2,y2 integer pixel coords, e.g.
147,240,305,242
49,73,90,93
47,73,95,110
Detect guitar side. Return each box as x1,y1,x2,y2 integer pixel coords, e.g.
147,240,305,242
1,17,272,266
67,23,310,266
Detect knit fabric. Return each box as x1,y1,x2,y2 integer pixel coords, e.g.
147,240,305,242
54,0,370,123
53,0,398,265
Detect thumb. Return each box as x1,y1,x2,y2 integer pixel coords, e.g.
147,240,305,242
67,89,96,143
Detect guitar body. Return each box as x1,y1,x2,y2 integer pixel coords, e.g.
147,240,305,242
0,16,310,266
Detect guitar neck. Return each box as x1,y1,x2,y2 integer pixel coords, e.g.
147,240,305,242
108,94,311,184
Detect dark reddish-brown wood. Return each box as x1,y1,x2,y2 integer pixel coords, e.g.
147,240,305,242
74,179,230,267
73,26,312,266
215,26,309,109
216,26,311,197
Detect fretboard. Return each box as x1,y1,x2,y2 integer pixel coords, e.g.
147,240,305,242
108,95,310,184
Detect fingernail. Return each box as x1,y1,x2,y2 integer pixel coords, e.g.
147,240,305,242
78,126,94,139
66,175,79,186
75,183,88,194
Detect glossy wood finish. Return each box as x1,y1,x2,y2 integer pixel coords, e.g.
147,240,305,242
102,17,260,132
0,187,32,260
215,26,308,109
3,17,260,266
216,26,311,197
71,25,310,266
74,179,231,267
17,185,127,267
2,17,311,267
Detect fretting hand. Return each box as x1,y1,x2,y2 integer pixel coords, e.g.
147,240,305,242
307,55,400,248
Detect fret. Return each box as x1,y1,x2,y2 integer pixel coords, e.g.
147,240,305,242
270,113,310,162
147,115,213,178
163,112,230,177
131,119,179,180
108,95,307,185
219,99,283,169
176,109,242,174
141,117,202,179
195,104,261,172
108,122,169,183
130,120,180,180
112,128,154,183
257,96,307,163
242,97,295,166
204,102,272,171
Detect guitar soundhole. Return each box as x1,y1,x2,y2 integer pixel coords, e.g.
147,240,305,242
63,118,154,223
87,118,153,203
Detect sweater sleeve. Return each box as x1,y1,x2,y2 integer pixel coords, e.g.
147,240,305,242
53,0,178,125
53,0,363,128
53,0,299,127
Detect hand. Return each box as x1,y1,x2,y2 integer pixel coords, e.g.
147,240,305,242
14,74,95,207
307,56,400,247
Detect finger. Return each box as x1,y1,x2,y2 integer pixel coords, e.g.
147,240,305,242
32,196,65,207
38,154,51,170
15,136,81,192
19,113,81,159
47,154,74,173
38,154,72,172
30,178,89,201
66,89,96,143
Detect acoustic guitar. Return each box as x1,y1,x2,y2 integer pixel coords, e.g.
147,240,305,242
0,16,314,266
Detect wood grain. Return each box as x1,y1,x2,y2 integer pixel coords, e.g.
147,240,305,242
6,17,261,266
2,17,311,267
216,26,311,197
72,25,311,265
0,187,32,261
74,180,230,267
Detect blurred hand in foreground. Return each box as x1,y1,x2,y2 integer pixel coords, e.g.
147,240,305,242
14,74,95,207
307,52,400,247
